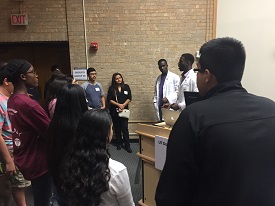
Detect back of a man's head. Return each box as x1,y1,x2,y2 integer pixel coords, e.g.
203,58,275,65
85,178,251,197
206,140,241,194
199,37,246,83
51,65,60,72
0,61,7,85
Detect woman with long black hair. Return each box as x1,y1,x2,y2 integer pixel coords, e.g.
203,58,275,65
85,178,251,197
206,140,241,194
107,73,132,153
61,109,135,206
47,84,88,205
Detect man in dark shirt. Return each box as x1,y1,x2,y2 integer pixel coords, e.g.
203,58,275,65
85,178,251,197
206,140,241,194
155,37,275,206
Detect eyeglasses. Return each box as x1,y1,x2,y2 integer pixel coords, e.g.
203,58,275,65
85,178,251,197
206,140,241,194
193,68,206,73
26,70,37,75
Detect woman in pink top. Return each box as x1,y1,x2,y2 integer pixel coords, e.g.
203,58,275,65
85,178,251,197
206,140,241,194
44,76,68,118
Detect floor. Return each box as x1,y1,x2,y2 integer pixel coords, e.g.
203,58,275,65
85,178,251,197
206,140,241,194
11,142,142,205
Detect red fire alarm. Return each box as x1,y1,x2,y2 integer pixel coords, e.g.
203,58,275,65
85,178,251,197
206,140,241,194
90,42,98,50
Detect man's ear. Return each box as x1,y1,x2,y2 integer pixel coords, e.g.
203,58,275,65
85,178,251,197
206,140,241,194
204,69,212,83
20,74,26,81
205,69,218,85
3,78,9,86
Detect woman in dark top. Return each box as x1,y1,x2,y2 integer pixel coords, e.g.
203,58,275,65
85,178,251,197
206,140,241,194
107,73,132,153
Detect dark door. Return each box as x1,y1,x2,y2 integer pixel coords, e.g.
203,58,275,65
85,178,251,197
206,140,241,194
0,41,71,105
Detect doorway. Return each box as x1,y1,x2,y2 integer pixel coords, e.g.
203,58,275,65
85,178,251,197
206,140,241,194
0,41,71,105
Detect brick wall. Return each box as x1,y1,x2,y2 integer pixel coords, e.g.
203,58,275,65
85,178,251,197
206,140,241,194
0,0,215,134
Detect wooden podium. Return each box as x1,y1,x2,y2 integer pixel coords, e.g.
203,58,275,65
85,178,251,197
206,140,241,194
136,123,171,206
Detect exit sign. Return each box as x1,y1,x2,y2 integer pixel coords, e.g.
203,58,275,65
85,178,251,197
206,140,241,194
11,14,28,25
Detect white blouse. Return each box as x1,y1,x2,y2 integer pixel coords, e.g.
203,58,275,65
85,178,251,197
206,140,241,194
99,158,135,206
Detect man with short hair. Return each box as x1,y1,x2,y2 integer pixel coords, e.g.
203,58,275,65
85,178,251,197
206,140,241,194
81,67,105,109
154,59,180,121
170,53,198,111
44,65,62,99
0,62,31,206
155,37,275,205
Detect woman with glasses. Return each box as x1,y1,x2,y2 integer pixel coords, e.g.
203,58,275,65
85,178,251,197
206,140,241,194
6,59,51,206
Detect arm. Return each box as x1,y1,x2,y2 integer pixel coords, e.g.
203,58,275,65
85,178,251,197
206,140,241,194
155,111,198,205
121,84,131,109
166,74,180,104
153,76,159,104
110,168,135,206
100,96,106,109
0,131,15,175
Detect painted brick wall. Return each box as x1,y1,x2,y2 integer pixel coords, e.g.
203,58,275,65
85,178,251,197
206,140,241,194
0,0,215,133
68,0,215,124
0,0,68,42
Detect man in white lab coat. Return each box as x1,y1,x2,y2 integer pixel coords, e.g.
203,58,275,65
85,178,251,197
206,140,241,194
170,53,198,111
154,59,180,121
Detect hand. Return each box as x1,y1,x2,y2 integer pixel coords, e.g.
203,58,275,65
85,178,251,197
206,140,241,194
5,161,16,176
162,103,170,109
100,106,106,110
118,103,125,110
170,103,179,111
162,97,169,103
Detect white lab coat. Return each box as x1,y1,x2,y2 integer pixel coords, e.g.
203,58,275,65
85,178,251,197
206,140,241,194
177,69,198,110
154,70,180,121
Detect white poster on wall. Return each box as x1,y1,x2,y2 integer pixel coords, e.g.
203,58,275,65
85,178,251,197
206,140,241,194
73,68,87,81
155,135,168,171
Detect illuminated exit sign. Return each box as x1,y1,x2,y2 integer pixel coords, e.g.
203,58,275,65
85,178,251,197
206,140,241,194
11,14,28,25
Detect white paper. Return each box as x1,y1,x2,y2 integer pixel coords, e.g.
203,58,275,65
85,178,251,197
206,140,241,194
155,135,168,171
73,68,88,81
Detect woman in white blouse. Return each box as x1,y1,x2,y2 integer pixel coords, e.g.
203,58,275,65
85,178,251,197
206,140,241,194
60,109,135,206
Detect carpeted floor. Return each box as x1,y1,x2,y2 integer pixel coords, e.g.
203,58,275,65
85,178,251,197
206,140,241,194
12,141,142,206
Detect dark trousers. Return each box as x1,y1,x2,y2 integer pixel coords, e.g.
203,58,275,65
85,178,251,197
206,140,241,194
32,172,51,206
0,174,12,206
112,115,130,148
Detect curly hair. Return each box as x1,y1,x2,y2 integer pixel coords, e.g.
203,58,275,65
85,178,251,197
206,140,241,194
61,109,112,206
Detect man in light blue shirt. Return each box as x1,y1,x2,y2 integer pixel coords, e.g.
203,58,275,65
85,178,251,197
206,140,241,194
81,68,105,109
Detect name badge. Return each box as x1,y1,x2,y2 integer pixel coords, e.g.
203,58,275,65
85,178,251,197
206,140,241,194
95,87,100,91
124,91,128,95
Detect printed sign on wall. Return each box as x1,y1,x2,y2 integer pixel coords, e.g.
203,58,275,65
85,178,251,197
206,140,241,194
73,68,87,81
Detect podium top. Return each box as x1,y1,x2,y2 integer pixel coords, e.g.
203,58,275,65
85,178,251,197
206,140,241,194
135,123,171,138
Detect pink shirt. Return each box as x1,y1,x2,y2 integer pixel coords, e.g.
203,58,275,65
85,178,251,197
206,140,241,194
48,98,57,119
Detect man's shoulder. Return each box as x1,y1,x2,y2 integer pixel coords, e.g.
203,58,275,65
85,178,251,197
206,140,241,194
168,70,178,76
95,81,102,87
81,81,89,87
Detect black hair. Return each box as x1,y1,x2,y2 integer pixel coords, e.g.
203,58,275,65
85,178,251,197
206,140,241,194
158,59,167,65
44,76,70,117
47,84,88,191
0,61,7,84
6,59,32,85
51,65,60,72
199,37,246,83
87,67,96,75
111,72,125,90
181,53,195,64
61,109,112,206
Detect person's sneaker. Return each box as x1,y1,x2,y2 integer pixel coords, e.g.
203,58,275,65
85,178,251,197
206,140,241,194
125,146,132,153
